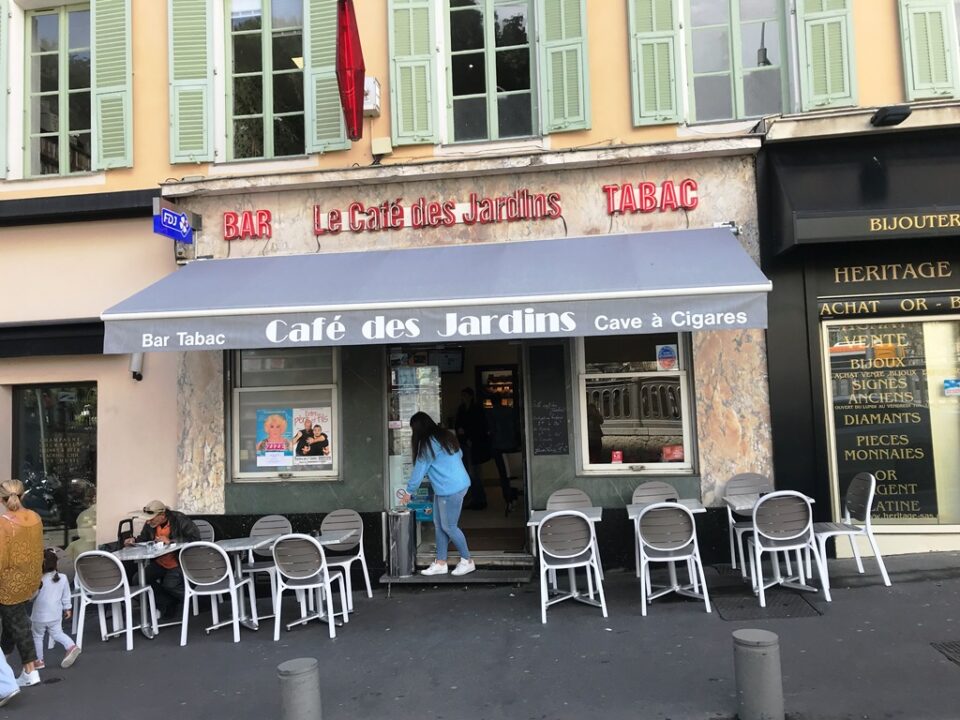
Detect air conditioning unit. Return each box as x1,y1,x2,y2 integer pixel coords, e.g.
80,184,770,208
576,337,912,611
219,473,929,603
363,77,381,118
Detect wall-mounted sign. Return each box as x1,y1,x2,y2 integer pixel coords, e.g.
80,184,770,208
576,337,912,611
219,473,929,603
797,208,960,244
601,179,698,215
153,198,198,244
819,292,960,319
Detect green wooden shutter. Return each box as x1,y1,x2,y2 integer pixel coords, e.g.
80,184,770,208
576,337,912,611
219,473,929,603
629,0,679,126
0,0,7,177
91,0,132,169
305,0,348,153
899,0,959,100
539,0,589,133
389,0,436,146
169,0,213,163
797,0,856,110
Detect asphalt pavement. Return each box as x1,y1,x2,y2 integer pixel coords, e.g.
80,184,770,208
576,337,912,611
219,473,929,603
7,551,960,720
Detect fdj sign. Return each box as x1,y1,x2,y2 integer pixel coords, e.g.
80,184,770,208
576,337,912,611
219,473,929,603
152,199,195,244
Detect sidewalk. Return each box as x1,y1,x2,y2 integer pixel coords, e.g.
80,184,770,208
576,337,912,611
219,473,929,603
7,551,960,720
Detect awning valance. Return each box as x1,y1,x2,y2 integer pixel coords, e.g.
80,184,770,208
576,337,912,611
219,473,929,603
102,228,770,353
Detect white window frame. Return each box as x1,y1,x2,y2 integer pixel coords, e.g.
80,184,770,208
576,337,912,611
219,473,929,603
230,349,341,481
575,335,695,475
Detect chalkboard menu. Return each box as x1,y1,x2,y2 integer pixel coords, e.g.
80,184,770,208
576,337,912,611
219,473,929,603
829,322,937,520
528,345,569,455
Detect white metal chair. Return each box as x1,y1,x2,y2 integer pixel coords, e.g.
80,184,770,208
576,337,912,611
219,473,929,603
320,509,372,612
272,534,348,640
74,551,158,651
814,472,891,591
189,520,217,616
240,514,292,610
636,502,710,616
631,481,679,579
537,510,607,624
546,488,603,587
723,473,773,576
748,491,831,607
179,542,258,646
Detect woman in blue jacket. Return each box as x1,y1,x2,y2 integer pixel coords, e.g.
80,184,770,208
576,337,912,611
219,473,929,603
400,412,475,576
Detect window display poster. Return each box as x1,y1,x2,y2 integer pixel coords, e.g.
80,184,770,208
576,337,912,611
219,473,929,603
255,408,294,467
292,407,333,466
829,323,937,519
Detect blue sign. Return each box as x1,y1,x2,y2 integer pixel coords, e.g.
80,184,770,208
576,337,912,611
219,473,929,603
153,204,194,244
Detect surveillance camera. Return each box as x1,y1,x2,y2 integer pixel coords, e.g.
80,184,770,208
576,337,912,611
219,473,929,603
130,353,144,382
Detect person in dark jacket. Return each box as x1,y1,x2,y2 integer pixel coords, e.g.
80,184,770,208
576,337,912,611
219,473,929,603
455,388,491,510
123,501,200,618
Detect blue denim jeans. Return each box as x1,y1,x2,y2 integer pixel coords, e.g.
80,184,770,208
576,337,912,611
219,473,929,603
433,487,471,562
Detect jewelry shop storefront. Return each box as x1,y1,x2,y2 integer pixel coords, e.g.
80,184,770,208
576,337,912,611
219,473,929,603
102,141,773,569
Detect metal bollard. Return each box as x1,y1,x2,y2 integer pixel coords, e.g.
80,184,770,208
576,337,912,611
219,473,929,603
278,657,322,720
732,629,784,720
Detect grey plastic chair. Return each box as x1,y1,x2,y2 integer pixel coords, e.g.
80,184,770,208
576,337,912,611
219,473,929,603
536,510,607,624
546,488,603,585
814,472,891,591
75,551,157,651
272,534,348,640
749,491,831,607
636,502,710,616
321,509,372,612
723,473,773,576
193,519,216,542
631,482,679,579
240,514,292,608
179,542,257,646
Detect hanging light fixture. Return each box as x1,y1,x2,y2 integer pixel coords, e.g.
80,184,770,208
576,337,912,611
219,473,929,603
336,0,366,141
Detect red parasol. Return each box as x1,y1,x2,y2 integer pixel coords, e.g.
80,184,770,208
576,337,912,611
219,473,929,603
336,0,365,141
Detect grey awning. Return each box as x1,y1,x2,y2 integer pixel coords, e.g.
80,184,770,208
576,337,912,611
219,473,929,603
102,228,770,353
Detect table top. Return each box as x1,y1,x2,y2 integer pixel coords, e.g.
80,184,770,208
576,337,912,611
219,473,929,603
528,507,603,527
627,498,706,519
113,542,180,561
216,528,357,553
724,494,816,514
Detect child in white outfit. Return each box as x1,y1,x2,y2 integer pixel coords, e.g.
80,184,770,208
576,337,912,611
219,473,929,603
31,549,80,670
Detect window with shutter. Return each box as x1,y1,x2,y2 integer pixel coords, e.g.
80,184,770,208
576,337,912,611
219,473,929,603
226,0,306,159
686,0,786,122
899,0,959,100
630,0,680,126
25,6,93,175
796,0,856,110
539,0,589,133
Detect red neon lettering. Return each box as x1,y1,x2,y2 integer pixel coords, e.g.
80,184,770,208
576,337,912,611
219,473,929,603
348,202,365,231
601,184,619,214
660,181,679,212
638,182,657,213
223,211,240,240
256,209,272,238
619,183,637,213
679,178,699,210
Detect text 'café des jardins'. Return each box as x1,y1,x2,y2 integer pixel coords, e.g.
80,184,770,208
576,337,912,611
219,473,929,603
102,144,774,566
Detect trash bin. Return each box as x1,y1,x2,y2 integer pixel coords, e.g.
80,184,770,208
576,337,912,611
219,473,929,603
387,509,416,578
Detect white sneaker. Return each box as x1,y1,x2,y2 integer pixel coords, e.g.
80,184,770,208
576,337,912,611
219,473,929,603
451,559,476,577
16,670,39,687
61,645,81,669
420,561,448,576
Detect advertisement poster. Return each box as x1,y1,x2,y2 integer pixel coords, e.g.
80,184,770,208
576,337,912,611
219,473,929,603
292,406,333,466
255,408,294,467
829,322,937,520
656,344,678,371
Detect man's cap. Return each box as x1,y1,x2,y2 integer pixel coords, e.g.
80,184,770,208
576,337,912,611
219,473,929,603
141,500,168,518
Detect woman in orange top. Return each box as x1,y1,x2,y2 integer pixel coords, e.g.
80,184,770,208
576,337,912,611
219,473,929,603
0,480,44,687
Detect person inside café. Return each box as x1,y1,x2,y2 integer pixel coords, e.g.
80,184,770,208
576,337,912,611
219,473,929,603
123,501,200,620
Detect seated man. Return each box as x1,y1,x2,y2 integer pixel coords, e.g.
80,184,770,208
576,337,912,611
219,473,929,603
123,500,200,619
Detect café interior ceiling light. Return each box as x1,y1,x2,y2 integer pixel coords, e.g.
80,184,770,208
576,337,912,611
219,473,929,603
870,105,912,127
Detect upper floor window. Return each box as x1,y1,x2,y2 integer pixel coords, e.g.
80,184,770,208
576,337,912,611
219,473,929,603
447,0,534,142
389,0,588,147
687,0,785,122
899,0,960,101
228,0,306,159
26,7,92,175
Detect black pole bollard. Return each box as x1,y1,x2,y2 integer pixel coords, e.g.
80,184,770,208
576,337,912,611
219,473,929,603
278,658,322,720
732,629,784,720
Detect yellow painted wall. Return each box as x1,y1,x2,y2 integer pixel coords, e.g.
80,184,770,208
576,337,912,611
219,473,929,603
0,0,924,202
0,218,177,324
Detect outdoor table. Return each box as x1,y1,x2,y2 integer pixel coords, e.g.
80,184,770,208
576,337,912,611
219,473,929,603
113,542,181,639
628,498,707,597
216,528,359,630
